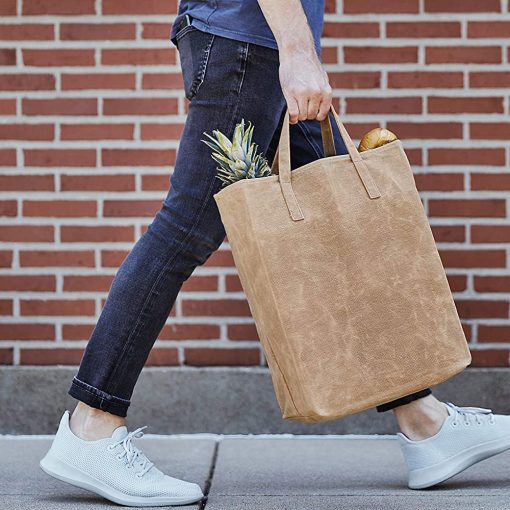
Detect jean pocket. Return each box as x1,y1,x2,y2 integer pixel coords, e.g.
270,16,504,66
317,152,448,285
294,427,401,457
177,29,215,101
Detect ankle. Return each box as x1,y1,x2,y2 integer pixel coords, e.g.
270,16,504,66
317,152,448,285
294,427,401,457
394,396,448,441
70,401,125,441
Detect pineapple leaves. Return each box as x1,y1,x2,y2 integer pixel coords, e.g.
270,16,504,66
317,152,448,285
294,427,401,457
201,119,272,188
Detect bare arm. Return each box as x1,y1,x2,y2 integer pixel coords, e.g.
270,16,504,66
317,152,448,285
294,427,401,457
257,0,332,124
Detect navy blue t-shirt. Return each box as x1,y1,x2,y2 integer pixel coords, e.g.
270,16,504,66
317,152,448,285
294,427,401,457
169,1,325,58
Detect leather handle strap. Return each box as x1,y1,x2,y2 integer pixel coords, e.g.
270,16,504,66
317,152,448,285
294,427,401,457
274,104,381,221
271,113,336,175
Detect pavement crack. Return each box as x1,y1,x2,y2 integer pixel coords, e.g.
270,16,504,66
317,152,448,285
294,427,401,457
199,438,220,509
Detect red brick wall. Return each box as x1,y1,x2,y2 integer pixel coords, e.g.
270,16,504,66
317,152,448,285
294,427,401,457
1,0,509,368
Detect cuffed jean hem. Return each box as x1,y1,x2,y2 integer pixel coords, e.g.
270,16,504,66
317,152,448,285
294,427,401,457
68,376,131,418
375,388,432,413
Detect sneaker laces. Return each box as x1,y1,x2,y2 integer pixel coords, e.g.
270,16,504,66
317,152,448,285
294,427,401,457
446,402,496,426
109,426,154,477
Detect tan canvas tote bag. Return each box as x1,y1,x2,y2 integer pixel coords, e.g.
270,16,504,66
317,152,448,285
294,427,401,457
213,104,472,423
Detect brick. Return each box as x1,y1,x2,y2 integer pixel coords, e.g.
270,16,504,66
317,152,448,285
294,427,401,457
225,275,243,292
328,72,381,89
23,49,95,67
471,72,510,88
0,225,54,243
24,149,96,167
228,323,259,341
23,98,97,116
0,0,16,15
0,252,13,268
470,349,509,368
471,123,510,140
0,175,54,192
23,0,96,15
103,200,160,217
319,47,338,64
61,23,135,40
102,49,175,66
141,174,171,190
478,326,510,343
0,201,17,217
103,0,177,15
424,0,501,12
62,324,93,340
61,225,134,243
204,250,234,268
475,276,510,293
0,99,16,115
471,173,510,191
184,347,260,366
101,250,128,267
61,174,135,192
414,173,464,191
142,23,174,40
387,22,460,38
388,72,463,89
104,98,178,116
0,149,16,166
430,225,465,243
428,148,505,166
139,123,183,141
0,300,13,315
182,299,252,317
0,49,16,65
142,73,184,90
344,0,418,14
181,276,218,292
23,200,96,217
146,348,179,366
428,97,503,114
0,23,54,40
61,123,134,141
439,250,506,269
64,275,114,292
469,22,510,38
322,22,379,38
102,149,175,166
456,300,508,319
0,348,13,365
344,46,417,64
0,74,55,91
0,124,54,141
472,225,510,244
387,122,462,140
429,200,506,218
62,73,135,91
20,348,85,365
19,250,95,267
158,323,220,340
446,275,467,293
20,299,95,316
426,47,501,65
346,97,421,114
0,323,55,340
0,275,56,292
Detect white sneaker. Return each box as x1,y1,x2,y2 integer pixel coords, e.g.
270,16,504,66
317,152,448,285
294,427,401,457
40,410,204,506
398,401,510,489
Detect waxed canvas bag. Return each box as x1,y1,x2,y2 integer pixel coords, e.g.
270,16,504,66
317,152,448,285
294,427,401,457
213,104,472,423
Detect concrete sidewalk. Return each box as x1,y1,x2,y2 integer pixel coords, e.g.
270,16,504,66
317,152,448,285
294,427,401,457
3,434,510,510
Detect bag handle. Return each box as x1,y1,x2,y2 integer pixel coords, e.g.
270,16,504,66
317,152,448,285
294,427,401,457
273,104,382,221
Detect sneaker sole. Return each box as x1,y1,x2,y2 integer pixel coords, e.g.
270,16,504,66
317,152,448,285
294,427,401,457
408,433,510,489
40,452,204,507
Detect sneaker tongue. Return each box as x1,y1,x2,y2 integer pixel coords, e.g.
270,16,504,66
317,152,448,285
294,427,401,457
111,425,128,440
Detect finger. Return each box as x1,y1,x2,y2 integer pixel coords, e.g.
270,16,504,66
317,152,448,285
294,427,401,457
307,93,321,120
296,95,309,122
285,94,300,124
316,86,333,121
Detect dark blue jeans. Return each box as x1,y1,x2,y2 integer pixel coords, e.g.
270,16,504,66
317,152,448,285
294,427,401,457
68,25,431,417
